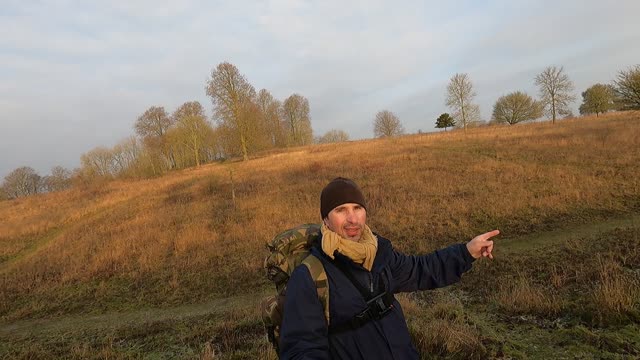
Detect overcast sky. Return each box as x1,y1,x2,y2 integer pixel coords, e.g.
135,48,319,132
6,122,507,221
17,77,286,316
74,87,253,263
2,0,639,179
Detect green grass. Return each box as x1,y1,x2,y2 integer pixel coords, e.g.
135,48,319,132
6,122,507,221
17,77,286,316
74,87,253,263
1,293,275,359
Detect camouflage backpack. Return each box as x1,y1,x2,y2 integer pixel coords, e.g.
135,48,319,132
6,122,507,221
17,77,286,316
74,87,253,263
261,224,330,352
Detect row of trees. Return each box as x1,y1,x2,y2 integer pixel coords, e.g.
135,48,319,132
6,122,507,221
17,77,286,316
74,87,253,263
0,166,72,200
206,62,314,161
78,62,323,180
2,62,350,198
78,103,218,180
577,65,640,117
373,64,640,137
439,64,640,130
2,63,639,198
441,66,574,130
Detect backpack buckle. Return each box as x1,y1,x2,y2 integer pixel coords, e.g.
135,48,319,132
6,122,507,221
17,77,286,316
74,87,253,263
366,291,394,320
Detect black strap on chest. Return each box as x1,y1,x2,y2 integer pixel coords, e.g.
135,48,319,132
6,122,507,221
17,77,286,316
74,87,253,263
329,256,395,334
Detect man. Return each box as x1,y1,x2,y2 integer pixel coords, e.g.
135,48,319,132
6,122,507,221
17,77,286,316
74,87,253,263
279,177,499,359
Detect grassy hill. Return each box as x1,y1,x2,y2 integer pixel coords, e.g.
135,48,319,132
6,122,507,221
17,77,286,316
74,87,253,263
1,112,640,359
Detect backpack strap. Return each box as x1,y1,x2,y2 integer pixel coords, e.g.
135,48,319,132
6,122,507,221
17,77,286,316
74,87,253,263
329,255,395,334
332,253,373,298
301,254,331,325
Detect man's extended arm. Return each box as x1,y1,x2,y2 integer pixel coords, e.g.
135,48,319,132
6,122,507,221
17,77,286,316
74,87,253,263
389,242,475,293
388,229,499,293
279,265,330,360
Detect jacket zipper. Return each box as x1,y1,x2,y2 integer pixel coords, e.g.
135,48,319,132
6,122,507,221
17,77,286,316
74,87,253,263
368,273,373,294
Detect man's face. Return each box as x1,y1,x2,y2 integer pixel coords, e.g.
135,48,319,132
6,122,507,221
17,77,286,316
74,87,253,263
324,203,367,241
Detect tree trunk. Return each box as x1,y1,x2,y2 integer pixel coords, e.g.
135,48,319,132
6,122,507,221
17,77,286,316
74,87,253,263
194,138,200,167
240,134,248,161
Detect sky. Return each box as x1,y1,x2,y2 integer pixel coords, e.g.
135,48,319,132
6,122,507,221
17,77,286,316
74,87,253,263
1,0,639,179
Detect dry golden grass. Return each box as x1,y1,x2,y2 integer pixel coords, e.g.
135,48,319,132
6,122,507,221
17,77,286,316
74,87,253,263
402,291,487,359
1,112,639,321
593,255,639,321
492,272,562,316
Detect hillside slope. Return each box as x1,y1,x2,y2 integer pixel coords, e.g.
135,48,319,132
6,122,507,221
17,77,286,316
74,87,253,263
1,112,640,358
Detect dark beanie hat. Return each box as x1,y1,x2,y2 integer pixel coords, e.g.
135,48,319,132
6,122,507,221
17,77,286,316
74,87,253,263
320,177,367,219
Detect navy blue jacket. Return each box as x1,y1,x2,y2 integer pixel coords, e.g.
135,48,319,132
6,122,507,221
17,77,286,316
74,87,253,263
279,234,476,359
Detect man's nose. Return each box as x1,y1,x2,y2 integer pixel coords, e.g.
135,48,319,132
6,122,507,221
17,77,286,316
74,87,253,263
346,209,356,222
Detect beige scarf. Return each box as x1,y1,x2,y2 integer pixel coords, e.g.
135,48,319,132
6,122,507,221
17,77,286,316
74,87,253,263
321,223,378,271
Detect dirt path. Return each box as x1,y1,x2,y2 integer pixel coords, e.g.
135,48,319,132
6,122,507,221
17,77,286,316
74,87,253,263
0,292,262,337
499,212,640,253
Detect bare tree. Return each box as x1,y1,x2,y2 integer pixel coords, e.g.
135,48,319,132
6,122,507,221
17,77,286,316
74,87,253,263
492,91,543,125
2,166,42,199
282,94,313,146
373,110,404,138
80,147,115,178
535,66,576,124
446,73,480,132
613,64,640,110
111,137,141,177
318,129,350,143
206,62,257,161
134,106,175,170
171,101,213,167
257,89,286,148
134,106,172,138
42,166,72,192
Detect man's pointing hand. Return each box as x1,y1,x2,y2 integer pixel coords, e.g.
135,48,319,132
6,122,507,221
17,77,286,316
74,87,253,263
466,230,500,259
